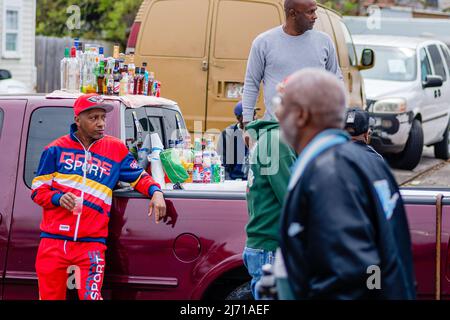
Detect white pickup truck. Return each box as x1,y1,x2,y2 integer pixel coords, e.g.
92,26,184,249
354,35,450,170
0,69,29,94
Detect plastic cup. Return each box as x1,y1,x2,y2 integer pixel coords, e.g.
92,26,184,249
73,196,83,215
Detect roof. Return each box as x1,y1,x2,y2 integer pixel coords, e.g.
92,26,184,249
352,34,443,49
0,92,180,111
344,16,450,45
44,91,179,109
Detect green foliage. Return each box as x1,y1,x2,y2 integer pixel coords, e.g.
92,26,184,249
36,0,142,47
318,0,361,16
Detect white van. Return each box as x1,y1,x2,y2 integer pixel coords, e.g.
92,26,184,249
354,35,450,170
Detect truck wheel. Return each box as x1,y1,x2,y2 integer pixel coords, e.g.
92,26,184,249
225,281,253,300
388,119,424,170
434,121,450,160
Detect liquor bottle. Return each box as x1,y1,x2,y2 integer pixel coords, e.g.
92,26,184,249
98,46,104,62
128,54,136,79
119,65,129,96
60,47,70,91
106,69,114,95
142,62,149,95
97,60,105,94
133,67,140,95
113,61,121,96
67,46,80,93
154,81,161,97
148,72,155,97
128,67,135,95
137,67,145,95
113,44,120,59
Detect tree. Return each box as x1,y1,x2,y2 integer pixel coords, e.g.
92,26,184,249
36,0,142,47
318,0,362,16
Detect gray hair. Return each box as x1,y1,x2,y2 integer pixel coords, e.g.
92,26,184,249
283,68,348,129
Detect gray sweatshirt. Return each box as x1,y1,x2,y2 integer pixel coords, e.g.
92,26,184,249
242,26,343,123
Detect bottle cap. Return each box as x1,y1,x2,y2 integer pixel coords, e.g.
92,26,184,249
99,47,104,55
141,67,146,73
70,46,76,58
143,62,147,67
64,47,70,58
135,67,141,74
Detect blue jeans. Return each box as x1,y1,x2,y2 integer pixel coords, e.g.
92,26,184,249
242,247,275,300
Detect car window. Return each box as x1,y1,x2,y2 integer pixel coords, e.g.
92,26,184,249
25,107,73,188
428,44,447,81
420,48,433,82
340,21,358,66
356,45,416,81
440,45,450,72
124,106,186,156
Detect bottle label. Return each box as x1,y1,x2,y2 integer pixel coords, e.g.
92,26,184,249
114,81,120,94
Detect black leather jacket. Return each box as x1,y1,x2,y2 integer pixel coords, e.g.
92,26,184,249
280,141,416,299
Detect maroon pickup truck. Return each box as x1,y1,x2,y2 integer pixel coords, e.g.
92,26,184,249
0,94,449,300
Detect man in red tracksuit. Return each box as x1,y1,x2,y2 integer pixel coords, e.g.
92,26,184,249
31,93,166,300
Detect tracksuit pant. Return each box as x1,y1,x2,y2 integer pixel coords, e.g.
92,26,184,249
35,238,106,300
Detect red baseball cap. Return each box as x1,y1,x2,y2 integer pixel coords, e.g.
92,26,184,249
73,93,114,116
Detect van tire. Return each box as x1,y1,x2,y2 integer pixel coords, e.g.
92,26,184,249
388,119,423,170
434,121,450,160
225,281,253,300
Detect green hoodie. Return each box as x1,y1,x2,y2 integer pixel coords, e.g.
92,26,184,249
245,120,296,251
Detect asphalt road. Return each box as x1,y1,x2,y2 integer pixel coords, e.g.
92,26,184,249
391,147,450,187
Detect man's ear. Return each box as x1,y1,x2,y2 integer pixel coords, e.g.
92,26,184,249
364,131,370,144
74,115,80,127
296,108,310,129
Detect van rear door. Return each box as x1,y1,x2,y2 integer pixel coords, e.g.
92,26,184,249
326,11,364,109
0,99,26,299
206,0,283,131
135,0,214,134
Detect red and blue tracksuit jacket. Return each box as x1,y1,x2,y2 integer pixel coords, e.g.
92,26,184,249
31,124,162,245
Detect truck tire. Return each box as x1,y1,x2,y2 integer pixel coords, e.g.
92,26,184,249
388,119,423,170
225,281,253,300
433,121,450,160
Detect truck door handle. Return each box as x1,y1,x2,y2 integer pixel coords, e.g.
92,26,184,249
216,81,225,98
202,61,209,72
435,90,439,98
0,212,2,225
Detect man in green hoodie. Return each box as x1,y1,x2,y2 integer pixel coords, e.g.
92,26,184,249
243,119,296,300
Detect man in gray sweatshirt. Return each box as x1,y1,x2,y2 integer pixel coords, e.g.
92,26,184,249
242,0,343,125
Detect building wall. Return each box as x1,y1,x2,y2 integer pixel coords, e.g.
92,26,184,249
0,0,37,92
440,0,450,10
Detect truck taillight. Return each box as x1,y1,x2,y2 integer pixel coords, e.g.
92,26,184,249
126,22,141,54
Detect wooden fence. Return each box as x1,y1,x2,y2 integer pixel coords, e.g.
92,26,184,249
35,36,113,93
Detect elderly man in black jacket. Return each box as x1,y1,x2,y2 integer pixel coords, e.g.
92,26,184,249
274,68,416,299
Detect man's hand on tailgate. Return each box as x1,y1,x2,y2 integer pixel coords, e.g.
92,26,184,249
148,191,166,224
60,192,77,211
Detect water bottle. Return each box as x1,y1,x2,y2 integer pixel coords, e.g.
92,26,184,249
255,264,277,300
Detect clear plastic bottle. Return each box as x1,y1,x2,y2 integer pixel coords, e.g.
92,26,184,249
67,46,80,93
193,152,203,184
202,144,212,184
60,47,70,91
